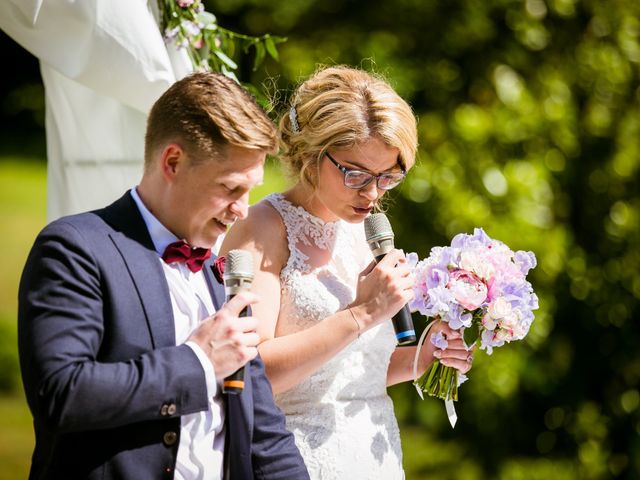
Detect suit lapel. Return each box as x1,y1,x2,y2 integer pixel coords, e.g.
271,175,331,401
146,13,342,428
99,193,176,348
202,256,225,311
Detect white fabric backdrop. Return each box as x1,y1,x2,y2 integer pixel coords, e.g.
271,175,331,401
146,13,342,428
0,0,193,220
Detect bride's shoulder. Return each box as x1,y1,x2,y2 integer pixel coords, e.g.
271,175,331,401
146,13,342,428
221,197,288,261
249,198,286,234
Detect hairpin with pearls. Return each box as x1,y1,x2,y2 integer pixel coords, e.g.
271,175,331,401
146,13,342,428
289,105,300,133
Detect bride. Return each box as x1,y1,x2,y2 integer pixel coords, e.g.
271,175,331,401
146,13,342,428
221,66,473,479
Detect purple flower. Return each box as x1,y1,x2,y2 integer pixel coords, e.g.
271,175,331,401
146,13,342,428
177,0,195,7
425,285,454,316
451,227,492,250
515,250,537,275
406,251,419,268
431,331,449,349
181,20,201,36
164,26,180,41
446,304,473,330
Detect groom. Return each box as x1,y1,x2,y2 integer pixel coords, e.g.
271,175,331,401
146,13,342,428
18,73,309,479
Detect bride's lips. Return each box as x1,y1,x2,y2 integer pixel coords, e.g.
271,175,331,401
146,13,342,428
352,206,373,215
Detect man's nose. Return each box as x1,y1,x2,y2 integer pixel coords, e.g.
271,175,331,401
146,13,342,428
229,193,249,219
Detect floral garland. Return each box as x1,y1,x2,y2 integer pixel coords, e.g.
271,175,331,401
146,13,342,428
157,0,285,82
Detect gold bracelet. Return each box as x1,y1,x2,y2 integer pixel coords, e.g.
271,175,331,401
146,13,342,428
347,307,361,338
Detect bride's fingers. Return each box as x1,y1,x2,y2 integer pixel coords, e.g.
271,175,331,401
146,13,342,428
446,337,470,349
438,349,474,373
439,348,471,362
440,357,473,374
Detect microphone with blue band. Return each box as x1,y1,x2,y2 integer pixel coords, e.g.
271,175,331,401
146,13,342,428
364,213,416,346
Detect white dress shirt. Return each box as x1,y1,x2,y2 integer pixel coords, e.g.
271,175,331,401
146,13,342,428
130,188,225,480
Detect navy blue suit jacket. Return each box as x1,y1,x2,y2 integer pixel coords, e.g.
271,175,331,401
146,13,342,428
18,192,308,480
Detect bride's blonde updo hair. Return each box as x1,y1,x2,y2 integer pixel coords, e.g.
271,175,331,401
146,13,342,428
279,65,418,189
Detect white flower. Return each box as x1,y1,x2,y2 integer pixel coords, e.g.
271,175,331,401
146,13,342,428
487,296,513,320
459,250,495,279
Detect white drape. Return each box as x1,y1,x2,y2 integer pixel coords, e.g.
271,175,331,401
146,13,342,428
0,0,192,220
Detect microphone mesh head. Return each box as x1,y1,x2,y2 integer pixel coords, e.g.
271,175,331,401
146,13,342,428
225,249,254,278
364,213,394,242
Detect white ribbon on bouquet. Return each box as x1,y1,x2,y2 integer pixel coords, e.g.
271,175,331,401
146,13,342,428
412,319,458,428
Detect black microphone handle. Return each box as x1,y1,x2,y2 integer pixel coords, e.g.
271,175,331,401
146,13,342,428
373,253,416,345
222,294,248,394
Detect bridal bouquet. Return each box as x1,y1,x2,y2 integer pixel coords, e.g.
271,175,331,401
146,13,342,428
408,228,538,409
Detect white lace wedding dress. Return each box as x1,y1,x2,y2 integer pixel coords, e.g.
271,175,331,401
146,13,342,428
265,193,405,479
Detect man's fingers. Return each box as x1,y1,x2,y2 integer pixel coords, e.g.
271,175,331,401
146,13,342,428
221,291,259,316
234,316,259,333
242,330,261,347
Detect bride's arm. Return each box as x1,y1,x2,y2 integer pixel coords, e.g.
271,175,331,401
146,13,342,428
386,323,473,387
221,202,411,394
220,202,360,394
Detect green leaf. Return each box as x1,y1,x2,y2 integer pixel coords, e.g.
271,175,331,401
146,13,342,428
213,50,238,70
226,38,235,58
265,36,279,61
253,42,266,71
463,324,480,348
220,65,239,83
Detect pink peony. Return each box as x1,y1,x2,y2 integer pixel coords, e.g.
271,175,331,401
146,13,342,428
447,269,488,311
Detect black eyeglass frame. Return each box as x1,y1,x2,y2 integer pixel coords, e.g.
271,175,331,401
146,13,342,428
324,151,406,190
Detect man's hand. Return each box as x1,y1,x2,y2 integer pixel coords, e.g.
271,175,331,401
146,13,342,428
188,291,261,379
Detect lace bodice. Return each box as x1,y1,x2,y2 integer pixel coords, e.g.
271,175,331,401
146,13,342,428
264,193,404,479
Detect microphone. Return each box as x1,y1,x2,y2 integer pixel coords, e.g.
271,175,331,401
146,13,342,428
364,213,416,346
222,249,254,394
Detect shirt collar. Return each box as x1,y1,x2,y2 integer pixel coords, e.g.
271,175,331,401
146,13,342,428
129,187,180,256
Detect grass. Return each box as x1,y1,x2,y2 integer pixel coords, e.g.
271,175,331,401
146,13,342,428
0,393,33,480
0,158,45,479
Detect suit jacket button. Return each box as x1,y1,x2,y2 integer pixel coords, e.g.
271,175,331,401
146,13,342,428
163,431,178,446
167,403,177,415
160,404,169,416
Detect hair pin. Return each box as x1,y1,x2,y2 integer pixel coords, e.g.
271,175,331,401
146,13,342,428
289,105,300,133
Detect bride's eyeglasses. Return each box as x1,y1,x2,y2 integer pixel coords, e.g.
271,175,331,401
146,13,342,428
324,151,406,190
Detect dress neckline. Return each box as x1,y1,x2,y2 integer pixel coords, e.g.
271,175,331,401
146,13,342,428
268,192,341,229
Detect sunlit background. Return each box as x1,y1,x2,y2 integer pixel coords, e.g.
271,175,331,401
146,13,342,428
1,0,639,478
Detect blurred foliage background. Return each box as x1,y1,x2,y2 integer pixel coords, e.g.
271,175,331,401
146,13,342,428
1,0,639,479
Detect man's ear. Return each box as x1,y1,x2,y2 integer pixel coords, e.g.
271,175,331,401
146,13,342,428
160,143,186,181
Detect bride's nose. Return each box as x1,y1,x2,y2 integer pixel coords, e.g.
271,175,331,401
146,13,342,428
358,180,381,201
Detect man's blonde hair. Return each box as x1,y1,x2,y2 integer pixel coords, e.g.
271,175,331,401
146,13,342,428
145,72,277,169
279,65,418,188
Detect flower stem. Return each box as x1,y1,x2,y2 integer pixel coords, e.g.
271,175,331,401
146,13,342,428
414,360,459,401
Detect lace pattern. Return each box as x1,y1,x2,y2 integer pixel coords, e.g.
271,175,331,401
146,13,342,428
264,193,405,479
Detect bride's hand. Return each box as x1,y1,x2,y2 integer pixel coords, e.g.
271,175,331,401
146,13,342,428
350,249,414,331
427,322,475,375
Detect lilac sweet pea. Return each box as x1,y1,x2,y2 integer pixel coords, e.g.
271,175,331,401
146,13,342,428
430,331,449,349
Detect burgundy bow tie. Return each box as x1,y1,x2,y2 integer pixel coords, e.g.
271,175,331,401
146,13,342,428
162,240,212,273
